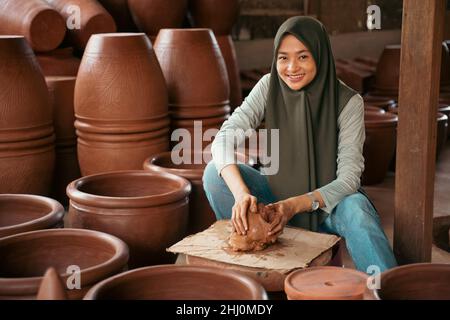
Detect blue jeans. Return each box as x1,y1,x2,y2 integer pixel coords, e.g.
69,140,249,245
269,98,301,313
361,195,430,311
202,162,398,273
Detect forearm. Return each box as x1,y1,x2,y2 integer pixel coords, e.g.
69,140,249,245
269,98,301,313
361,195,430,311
220,164,250,200
284,190,326,215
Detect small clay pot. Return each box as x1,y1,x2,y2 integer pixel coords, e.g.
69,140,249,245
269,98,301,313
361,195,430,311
97,0,138,32
0,194,64,239
0,0,66,52
284,266,368,300
372,263,450,300
46,0,117,50
189,0,240,35
36,47,81,77
0,228,129,299
67,170,191,268
0,36,55,195
362,111,398,185
364,105,386,114
128,0,188,37
363,95,396,111
84,265,267,300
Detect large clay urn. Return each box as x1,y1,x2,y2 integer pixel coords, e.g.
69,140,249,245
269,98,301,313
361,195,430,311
46,76,81,205
67,170,191,268
284,266,368,300
0,0,66,52
45,0,117,50
36,47,81,77
75,33,170,175
189,0,240,35
97,0,138,32
0,228,129,299
0,194,64,239
362,111,398,185
128,0,188,39
84,265,267,300
0,36,55,195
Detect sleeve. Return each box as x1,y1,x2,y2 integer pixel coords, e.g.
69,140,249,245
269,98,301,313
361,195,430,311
211,73,270,176
316,94,365,213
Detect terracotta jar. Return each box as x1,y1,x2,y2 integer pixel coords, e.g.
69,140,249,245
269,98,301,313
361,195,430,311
362,111,398,185
367,263,450,300
217,35,243,111
189,0,240,35
46,76,81,205
36,47,81,77
45,0,117,50
0,36,55,195
97,0,138,32
0,228,129,299
67,170,191,268
0,194,64,239
363,95,396,111
84,265,267,300
0,0,66,52
128,0,188,39
284,266,368,300
75,33,170,175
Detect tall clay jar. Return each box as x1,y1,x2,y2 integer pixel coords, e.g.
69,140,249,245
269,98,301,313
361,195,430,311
46,76,81,206
97,0,138,32
189,0,240,35
67,170,191,268
75,33,170,176
0,0,66,52
0,36,55,195
36,47,81,77
45,0,117,50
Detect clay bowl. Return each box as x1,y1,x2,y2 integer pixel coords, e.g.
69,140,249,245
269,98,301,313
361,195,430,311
370,263,450,300
37,47,81,77
362,112,398,185
364,105,386,114
189,0,240,35
84,265,267,300
0,0,66,52
284,266,369,300
67,170,191,268
0,194,64,239
0,228,129,299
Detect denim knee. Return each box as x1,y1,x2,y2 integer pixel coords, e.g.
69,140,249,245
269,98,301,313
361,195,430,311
203,161,221,190
335,193,380,231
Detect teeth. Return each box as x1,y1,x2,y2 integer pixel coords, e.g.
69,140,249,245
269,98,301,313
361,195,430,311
288,74,304,79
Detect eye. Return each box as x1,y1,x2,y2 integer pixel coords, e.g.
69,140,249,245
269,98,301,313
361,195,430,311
278,56,287,61
299,55,309,60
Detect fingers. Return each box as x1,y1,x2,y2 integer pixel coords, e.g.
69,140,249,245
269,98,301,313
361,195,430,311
232,205,245,235
269,220,284,235
239,199,249,233
250,196,258,213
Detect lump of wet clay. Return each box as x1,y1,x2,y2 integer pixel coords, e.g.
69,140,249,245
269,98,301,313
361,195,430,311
228,203,279,252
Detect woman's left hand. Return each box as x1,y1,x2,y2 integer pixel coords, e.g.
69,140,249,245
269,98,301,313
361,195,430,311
266,198,298,236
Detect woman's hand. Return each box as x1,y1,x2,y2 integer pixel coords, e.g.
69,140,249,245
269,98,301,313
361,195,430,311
232,192,258,235
266,198,299,236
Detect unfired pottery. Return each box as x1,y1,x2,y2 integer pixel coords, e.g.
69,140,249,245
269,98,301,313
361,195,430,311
189,0,240,35
36,47,81,77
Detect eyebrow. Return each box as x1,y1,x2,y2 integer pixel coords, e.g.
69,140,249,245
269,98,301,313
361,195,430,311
278,49,309,55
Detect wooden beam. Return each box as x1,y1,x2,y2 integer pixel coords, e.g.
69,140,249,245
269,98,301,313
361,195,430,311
395,0,446,264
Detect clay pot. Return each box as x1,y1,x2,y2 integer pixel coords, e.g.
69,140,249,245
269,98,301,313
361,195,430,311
36,268,68,300
363,96,396,111
369,263,450,300
189,0,240,35
364,105,385,114
0,36,55,195
438,104,450,137
67,170,191,268
284,266,368,300
97,0,138,32
36,47,81,77
0,228,129,299
0,194,64,239
46,76,81,205
362,112,398,185
0,0,66,52
45,0,117,50
128,0,188,37
336,64,374,93
84,265,267,300
75,33,170,175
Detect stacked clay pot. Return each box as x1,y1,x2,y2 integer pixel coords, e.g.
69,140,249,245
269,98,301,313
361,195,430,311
67,170,191,268
154,29,230,153
46,76,81,205
0,194,64,239
84,265,268,300
364,105,385,114
97,0,138,32
0,36,55,195
0,0,66,52
128,0,188,41
36,47,81,77
363,96,396,111
284,266,368,300
362,111,398,185
45,0,117,50
438,104,450,137
0,228,129,299
75,33,170,176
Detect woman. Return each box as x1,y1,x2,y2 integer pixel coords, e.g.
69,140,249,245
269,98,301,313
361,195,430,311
203,16,397,273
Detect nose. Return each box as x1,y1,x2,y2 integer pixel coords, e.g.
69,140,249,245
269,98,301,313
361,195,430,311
287,59,300,72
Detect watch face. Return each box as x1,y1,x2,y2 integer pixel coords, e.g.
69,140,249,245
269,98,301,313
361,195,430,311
312,201,320,211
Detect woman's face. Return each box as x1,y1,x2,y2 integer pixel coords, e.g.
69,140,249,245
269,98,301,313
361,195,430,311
276,34,317,91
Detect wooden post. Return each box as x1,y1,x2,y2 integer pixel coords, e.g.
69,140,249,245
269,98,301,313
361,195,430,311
395,0,445,264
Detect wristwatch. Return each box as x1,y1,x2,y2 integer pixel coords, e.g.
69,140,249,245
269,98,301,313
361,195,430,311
306,192,320,212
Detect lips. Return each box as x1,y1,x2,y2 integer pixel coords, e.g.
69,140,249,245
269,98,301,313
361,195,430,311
287,74,305,82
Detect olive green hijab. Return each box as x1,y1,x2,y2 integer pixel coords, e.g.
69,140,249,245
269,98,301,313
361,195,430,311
265,16,357,231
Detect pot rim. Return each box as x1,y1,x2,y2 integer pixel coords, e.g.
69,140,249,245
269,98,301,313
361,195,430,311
67,170,191,208
83,264,268,300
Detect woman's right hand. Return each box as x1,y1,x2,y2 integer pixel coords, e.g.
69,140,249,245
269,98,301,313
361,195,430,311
232,192,258,235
